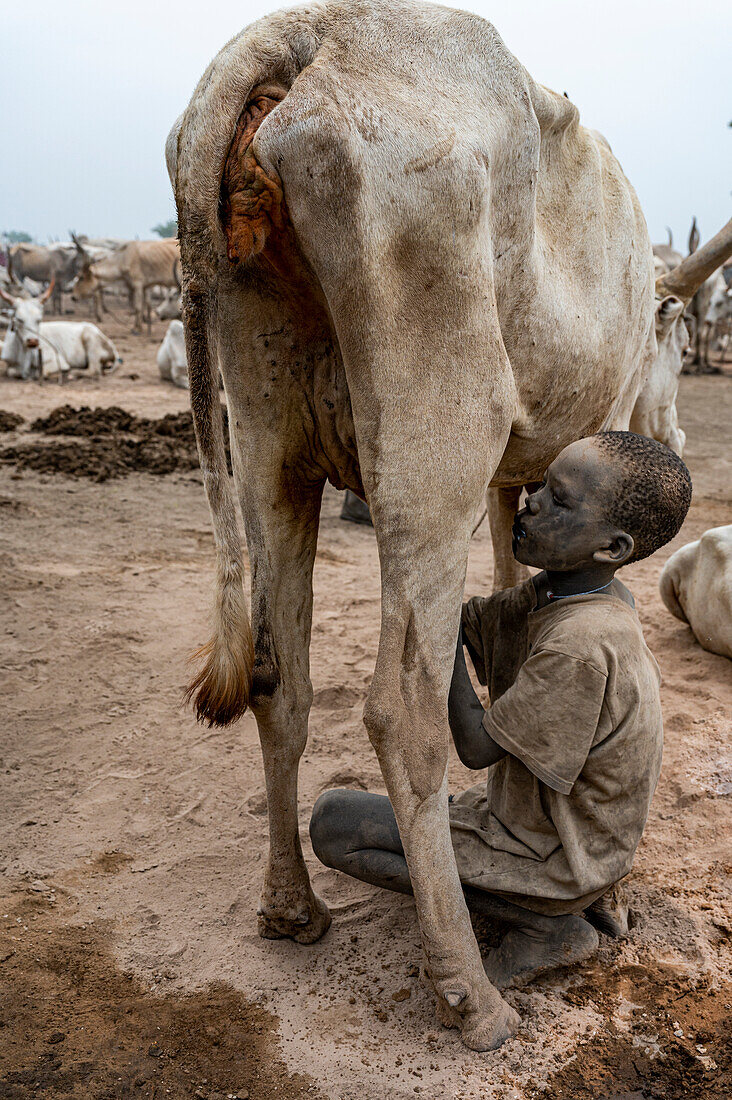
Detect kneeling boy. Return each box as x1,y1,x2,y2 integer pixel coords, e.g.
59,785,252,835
310,432,692,988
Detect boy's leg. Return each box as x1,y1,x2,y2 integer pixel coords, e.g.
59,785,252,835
310,789,598,986
309,790,412,895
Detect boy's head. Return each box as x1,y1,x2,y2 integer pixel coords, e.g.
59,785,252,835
512,432,692,573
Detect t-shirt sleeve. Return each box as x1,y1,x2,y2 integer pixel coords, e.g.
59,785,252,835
482,648,608,794
461,583,533,698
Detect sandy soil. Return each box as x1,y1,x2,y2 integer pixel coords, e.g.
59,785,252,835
1,308,731,1099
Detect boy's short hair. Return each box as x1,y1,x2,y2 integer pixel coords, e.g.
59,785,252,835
591,432,692,563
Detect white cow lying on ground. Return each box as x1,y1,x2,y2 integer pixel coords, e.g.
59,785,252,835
156,319,188,388
0,284,120,380
660,526,732,660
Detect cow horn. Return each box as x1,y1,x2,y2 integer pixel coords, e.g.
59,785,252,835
39,275,56,304
687,216,700,255
0,283,17,305
70,231,88,257
665,226,673,248
656,218,732,303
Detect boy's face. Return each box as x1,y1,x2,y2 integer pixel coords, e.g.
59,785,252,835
512,439,633,571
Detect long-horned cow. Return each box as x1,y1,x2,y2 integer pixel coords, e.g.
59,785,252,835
7,243,86,314
169,0,732,1049
71,239,180,332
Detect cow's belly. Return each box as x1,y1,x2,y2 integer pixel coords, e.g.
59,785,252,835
492,321,655,485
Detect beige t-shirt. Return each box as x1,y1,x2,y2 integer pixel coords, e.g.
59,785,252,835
449,578,663,914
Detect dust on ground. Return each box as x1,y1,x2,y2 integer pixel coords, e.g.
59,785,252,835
1,306,731,1099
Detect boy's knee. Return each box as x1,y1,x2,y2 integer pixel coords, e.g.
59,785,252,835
309,789,347,867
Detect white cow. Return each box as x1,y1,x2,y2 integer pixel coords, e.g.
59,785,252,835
169,0,732,1050
629,295,688,455
660,526,732,660
0,285,120,380
155,287,182,321
157,319,188,388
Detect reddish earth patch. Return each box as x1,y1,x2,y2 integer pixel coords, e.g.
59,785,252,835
533,960,731,1100
0,889,321,1100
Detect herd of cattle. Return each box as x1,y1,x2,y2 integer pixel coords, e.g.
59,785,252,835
0,235,187,388
1,222,731,432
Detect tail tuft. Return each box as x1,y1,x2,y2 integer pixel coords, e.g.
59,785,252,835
185,579,254,726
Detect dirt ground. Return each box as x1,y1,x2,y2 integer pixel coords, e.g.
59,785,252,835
1,305,731,1100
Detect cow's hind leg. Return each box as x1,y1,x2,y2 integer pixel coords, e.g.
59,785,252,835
247,484,331,944
487,486,531,592
217,291,333,945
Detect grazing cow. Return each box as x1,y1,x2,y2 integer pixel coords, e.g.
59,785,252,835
7,243,85,314
169,0,732,1049
0,282,120,379
157,319,188,388
71,239,180,333
660,526,732,660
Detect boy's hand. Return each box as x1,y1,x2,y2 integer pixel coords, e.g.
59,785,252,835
448,627,506,770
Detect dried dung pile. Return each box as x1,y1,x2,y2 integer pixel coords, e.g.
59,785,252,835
0,404,230,481
0,410,24,432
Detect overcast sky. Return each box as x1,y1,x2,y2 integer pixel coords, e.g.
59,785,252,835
2,0,729,249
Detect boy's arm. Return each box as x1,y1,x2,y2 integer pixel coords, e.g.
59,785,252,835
448,627,507,770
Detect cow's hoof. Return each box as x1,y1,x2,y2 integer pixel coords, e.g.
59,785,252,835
461,999,520,1052
257,895,332,944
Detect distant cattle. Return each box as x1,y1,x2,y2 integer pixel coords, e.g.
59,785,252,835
699,271,732,366
660,526,732,660
654,219,729,370
71,239,180,332
0,282,120,380
652,228,684,276
7,243,86,314
157,320,188,388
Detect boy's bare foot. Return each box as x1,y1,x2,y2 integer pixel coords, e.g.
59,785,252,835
483,915,599,989
585,882,629,938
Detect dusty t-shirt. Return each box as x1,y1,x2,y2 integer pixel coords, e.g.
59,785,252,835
449,578,663,915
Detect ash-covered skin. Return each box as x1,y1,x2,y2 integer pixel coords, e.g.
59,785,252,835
512,439,634,605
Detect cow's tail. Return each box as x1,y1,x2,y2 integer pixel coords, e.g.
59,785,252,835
181,277,254,727
171,10,323,727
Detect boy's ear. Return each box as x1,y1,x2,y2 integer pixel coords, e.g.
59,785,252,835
593,532,634,566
